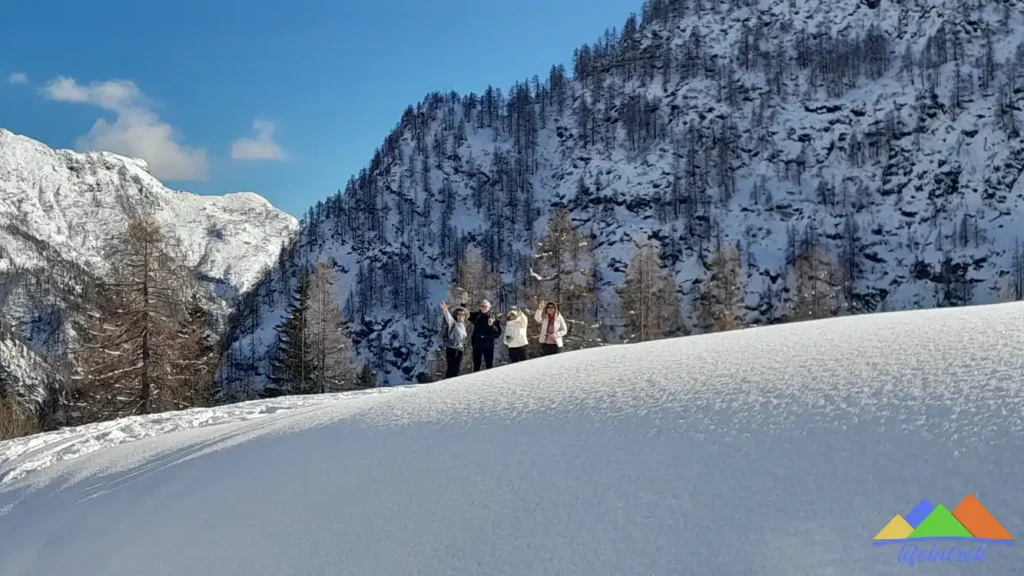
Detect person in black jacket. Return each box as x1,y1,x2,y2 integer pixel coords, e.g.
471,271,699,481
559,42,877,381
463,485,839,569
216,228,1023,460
468,299,502,371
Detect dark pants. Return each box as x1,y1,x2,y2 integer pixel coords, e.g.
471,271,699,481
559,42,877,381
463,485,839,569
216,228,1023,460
472,345,494,371
445,347,463,378
540,343,560,356
508,346,528,363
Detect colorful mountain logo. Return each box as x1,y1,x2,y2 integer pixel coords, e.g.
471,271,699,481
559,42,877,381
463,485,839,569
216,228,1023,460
874,494,1014,545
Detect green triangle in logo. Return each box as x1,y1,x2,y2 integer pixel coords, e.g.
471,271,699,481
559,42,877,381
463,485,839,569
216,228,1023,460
909,504,974,539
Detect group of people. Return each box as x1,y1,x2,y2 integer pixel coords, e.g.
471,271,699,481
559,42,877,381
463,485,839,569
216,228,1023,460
439,297,568,378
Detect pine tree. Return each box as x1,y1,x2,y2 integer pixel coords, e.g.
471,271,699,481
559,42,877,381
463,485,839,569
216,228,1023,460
0,391,38,441
456,244,500,309
356,364,376,388
790,247,847,321
268,264,359,395
529,209,599,348
175,289,218,408
71,215,199,423
617,235,682,342
267,272,315,396
696,243,744,333
998,237,1024,301
307,263,358,392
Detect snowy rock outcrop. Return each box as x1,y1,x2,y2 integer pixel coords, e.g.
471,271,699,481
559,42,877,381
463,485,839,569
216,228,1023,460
222,0,1024,390
0,128,299,412
0,129,298,293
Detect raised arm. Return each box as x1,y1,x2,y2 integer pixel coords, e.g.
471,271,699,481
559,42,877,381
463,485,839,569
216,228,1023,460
440,302,454,327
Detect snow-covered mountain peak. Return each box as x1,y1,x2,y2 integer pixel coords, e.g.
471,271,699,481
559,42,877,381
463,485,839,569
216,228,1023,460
0,128,298,294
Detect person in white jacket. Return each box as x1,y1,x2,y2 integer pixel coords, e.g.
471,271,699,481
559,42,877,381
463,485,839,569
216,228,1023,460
503,309,529,363
533,300,568,355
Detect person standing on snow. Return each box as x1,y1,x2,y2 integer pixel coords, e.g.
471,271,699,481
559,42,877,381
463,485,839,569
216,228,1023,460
468,299,502,371
533,299,568,356
503,308,529,363
440,301,468,378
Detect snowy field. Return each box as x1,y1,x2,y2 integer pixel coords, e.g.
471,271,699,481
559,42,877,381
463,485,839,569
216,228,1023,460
1,303,1022,575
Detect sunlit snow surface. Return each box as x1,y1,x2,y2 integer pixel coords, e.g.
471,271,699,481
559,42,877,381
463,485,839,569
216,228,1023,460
1,304,1022,575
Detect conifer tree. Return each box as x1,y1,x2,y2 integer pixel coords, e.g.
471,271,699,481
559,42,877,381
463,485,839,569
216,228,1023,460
617,235,682,342
529,209,599,348
696,243,745,333
268,264,358,395
71,216,202,422
175,289,219,408
307,263,358,392
0,391,38,441
356,364,376,388
456,244,500,309
998,237,1024,301
267,272,314,396
790,247,847,321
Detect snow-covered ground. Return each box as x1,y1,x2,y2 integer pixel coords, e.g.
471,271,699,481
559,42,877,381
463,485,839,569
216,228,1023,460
1,303,1022,575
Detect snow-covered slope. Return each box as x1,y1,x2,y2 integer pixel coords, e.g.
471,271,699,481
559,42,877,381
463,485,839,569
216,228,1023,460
1,302,1022,575
0,128,299,415
221,0,1024,390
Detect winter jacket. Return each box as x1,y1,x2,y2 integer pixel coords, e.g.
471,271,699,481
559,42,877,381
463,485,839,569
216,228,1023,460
442,308,468,349
468,311,502,348
533,302,568,348
503,310,529,348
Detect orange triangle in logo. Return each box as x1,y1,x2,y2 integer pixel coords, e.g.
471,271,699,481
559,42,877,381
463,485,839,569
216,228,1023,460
951,494,1013,540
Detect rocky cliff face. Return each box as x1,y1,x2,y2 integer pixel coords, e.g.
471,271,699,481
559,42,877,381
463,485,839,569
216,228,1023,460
220,0,1024,391
0,128,299,413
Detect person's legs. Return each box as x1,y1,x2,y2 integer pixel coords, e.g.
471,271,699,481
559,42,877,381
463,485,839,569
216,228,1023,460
472,347,484,371
508,347,524,363
541,344,560,356
446,348,462,378
483,346,494,368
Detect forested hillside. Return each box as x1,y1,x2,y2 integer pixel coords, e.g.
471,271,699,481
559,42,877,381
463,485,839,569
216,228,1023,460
214,0,1023,391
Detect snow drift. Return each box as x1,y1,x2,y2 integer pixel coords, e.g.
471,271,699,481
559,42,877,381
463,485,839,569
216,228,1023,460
1,303,1022,575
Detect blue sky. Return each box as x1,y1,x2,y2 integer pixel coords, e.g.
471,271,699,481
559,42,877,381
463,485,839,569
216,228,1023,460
2,0,639,217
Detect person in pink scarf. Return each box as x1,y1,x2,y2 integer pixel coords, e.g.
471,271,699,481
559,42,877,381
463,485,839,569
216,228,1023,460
532,299,568,356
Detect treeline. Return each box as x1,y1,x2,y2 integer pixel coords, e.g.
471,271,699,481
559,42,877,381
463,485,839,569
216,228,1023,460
432,206,857,377
2,214,373,440
217,257,374,402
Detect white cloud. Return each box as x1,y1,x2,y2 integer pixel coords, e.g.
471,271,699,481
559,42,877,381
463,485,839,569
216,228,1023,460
231,120,287,161
43,76,144,110
41,76,206,180
8,72,28,84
